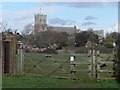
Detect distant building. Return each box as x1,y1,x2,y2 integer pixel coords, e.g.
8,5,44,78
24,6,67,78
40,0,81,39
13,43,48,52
93,30,104,39
34,13,78,34
85,41,93,49
34,13,103,37
87,28,104,39
47,26,78,34
34,13,47,33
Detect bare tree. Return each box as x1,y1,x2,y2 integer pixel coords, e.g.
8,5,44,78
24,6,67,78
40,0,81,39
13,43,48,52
0,22,8,32
21,24,34,36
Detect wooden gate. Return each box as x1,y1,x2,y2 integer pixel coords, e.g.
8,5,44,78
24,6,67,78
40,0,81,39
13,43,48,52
24,51,89,80
88,49,116,81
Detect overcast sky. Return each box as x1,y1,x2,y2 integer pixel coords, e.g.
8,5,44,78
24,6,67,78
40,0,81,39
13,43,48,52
1,1,119,34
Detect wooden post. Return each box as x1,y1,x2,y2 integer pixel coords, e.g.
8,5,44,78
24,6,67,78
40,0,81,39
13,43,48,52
96,50,101,81
88,49,96,79
92,50,96,79
88,50,92,78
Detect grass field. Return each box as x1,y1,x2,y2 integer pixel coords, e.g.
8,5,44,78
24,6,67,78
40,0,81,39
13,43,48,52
2,75,119,88
2,52,120,88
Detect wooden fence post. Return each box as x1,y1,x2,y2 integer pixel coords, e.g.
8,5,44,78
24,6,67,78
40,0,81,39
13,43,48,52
92,50,96,79
88,49,96,79
88,50,92,78
96,50,101,81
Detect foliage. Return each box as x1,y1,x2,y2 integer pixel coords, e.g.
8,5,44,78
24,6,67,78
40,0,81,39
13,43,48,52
104,32,120,48
41,48,58,54
22,31,68,49
116,44,120,83
0,22,8,32
75,46,113,54
104,36,115,48
75,31,99,47
21,24,34,36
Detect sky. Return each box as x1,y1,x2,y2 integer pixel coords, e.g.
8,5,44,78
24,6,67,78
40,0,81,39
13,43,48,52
1,1,119,34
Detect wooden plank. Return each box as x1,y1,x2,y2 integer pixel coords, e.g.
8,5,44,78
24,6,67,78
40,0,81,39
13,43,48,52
51,76,70,79
45,55,52,57
100,61,113,64
99,78,115,80
99,70,114,73
76,70,88,72
75,62,89,64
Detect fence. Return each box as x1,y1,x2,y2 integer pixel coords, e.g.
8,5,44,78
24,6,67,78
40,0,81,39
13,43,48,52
17,48,116,81
88,49,116,81
22,51,89,80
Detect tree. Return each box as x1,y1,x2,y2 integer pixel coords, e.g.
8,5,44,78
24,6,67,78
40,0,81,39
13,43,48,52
75,31,88,47
24,31,68,49
15,32,23,41
104,36,115,48
104,32,120,48
105,32,110,38
116,39,120,83
21,24,34,36
75,31,99,47
109,32,120,46
0,22,8,32
21,24,34,44
88,31,99,44
116,33,120,46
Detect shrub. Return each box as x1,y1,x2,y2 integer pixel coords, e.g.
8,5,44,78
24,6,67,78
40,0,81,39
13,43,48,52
104,42,113,48
116,46,120,83
41,48,58,54
24,48,31,53
75,46,114,54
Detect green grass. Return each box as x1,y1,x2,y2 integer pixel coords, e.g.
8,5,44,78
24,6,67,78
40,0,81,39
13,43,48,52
2,75,119,88
0,76,2,89
3,75,75,88
2,52,119,88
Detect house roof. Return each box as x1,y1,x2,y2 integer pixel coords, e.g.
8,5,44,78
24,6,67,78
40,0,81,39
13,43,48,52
47,26,78,34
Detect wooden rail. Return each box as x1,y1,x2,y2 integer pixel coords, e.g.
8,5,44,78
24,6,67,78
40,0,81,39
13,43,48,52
88,50,116,81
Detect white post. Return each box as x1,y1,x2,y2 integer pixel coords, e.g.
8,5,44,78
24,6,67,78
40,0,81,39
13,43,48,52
17,49,24,75
70,55,76,80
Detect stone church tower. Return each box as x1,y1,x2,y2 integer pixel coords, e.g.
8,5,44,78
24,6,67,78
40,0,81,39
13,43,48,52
34,13,47,33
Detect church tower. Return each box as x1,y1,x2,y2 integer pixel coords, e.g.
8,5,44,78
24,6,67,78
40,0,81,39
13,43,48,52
34,13,47,33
